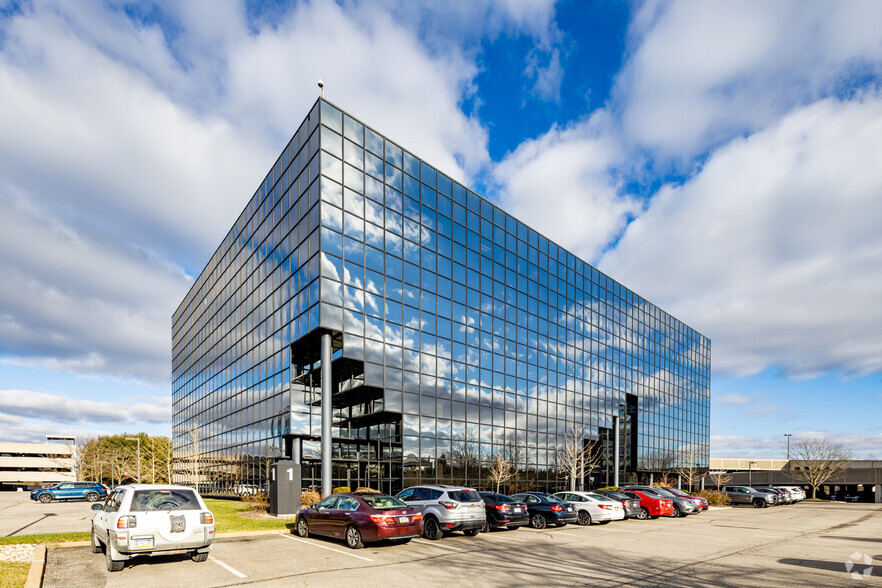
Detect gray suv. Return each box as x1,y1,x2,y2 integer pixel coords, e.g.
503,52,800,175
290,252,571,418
721,485,777,508
396,485,485,540
619,485,700,517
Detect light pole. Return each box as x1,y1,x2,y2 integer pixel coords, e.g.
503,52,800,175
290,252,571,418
126,436,141,483
784,434,792,461
748,460,757,487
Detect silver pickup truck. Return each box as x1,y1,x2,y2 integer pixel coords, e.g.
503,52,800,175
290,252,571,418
721,485,777,508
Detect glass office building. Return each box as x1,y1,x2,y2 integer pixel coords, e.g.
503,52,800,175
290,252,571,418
172,98,710,495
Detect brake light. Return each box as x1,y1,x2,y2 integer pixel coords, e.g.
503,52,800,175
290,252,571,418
201,512,213,525
369,515,397,524
116,515,136,529
439,501,458,509
598,504,613,510
412,513,422,522
491,504,511,511
550,505,563,512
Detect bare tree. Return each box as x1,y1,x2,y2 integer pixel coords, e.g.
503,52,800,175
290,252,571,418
708,470,732,490
674,445,706,492
450,430,480,485
185,423,201,488
486,453,515,493
555,423,603,492
790,436,853,499
641,449,678,477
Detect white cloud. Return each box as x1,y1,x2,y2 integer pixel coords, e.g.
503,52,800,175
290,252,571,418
493,110,640,261
617,0,882,163
602,95,882,379
712,432,882,460
716,393,751,407
0,388,170,424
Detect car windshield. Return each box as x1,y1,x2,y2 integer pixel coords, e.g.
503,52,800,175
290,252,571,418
130,489,200,512
363,495,407,510
604,491,631,501
544,494,565,504
447,490,481,503
481,493,515,503
650,487,675,497
586,493,608,501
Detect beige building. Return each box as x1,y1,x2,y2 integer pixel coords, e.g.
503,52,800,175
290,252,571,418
0,442,76,490
708,458,882,503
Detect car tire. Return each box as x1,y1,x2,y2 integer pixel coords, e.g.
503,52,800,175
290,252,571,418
577,510,591,526
530,513,547,529
636,508,649,520
599,520,611,525
463,528,480,536
296,517,309,538
86,492,99,502
423,517,442,540
105,535,125,573
671,505,682,518
345,525,364,549
90,527,102,554
38,493,52,504
752,499,765,509
191,551,209,562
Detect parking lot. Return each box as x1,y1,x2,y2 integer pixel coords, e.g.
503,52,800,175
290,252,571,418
37,500,881,587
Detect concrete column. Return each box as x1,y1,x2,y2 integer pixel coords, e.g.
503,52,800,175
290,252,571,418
292,437,301,464
321,333,333,496
613,415,620,488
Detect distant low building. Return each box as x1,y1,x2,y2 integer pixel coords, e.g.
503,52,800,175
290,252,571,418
0,442,76,490
708,457,881,503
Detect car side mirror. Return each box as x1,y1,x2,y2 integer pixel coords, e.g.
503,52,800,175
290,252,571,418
91,504,102,511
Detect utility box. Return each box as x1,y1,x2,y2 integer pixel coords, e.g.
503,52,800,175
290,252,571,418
269,460,301,516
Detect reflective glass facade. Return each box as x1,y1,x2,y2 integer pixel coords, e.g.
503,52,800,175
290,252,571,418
172,98,710,495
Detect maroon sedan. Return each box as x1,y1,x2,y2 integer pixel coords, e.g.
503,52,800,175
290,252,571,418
619,490,674,519
295,492,423,549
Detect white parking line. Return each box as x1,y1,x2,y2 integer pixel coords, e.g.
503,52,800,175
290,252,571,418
485,535,527,542
280,534,374,562
412,538,463,550
209,555,247,578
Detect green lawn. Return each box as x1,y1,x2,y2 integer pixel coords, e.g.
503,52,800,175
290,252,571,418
0,562,30,588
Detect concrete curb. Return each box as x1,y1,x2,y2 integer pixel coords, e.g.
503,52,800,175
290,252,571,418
23,544,45,588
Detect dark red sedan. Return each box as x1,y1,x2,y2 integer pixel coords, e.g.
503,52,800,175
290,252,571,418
619,490,674,519
295,492,423,549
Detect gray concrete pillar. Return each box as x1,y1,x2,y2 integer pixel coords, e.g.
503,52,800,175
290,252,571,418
613,415,620,488
321,333,333,496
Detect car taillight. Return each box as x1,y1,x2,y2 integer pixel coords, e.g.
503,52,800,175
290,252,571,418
550,505,563,512
491,504,511,511
598,504,613,510
412,513,422,522
369,515,397,524
201,512,213,524
116,515,136,529
439,501,458,509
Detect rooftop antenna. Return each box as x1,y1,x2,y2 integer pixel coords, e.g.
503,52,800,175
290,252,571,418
317,79,324,98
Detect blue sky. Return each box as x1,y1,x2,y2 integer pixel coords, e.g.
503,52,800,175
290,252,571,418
0,0,881,458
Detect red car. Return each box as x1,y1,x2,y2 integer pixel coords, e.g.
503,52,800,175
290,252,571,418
295,492,423,548
620,490,674,519
661,487,709,511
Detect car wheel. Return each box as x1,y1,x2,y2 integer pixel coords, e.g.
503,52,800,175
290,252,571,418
296,517,309,538
345,525,364,549
752,499,765,509
105,535,125,572
86,492,99,502
463,528,480,536
577,510,591,526
423,517,442,540
530,513,547,529
636,508,649,520
90,527,102,554
38,493,52,504
671,505,682,518
191,551,209,562
599,520,611,525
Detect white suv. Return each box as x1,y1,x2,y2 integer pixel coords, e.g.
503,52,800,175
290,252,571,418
91,484,215,572
396,485,485,540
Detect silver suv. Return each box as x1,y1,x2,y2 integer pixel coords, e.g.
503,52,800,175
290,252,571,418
396,485,485,540
721,485,777,508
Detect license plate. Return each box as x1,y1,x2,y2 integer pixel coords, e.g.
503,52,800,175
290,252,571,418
468,507,479,512
513,508,522,513
398,516,409,523
566,507,574,512
131,538,153,549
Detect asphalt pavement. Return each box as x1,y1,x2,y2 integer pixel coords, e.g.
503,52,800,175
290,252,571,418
0,491,97,537
39,500,882,587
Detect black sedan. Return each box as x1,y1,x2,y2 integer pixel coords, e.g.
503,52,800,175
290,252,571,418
592,489,643,519
510,491,579,529
478,492,530,531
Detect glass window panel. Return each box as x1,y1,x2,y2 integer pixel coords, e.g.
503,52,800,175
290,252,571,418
343,114,363,146
320,101,343,133
321,153,342,183
384,140,402,168
364,150,383,180
403,151,419,178
320,126,342,158
365,127,383,156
